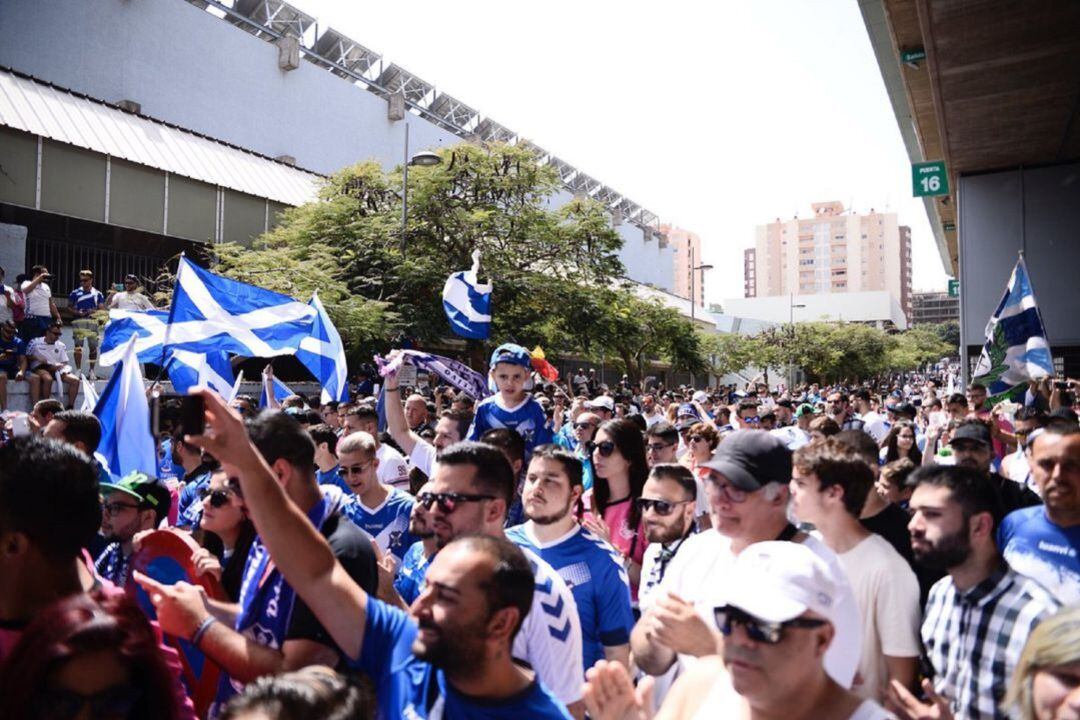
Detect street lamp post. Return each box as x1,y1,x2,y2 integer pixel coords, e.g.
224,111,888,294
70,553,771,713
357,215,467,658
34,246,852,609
399,121,442,254
787,293,807,389
688,244,714,325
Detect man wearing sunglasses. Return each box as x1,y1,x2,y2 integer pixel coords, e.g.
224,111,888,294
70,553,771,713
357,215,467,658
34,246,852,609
95,471,172,588
631,431,860,705
506,445,634,673
584,542,889,719
176,392,577,718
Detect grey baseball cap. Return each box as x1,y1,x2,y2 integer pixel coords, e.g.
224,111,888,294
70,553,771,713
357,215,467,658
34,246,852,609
699,430,793,491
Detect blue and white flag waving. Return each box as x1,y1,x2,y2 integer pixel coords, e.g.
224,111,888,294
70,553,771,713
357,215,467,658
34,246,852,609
442,249,492,340
164,256,316,360
167,349,235,397
260,375,297,409
93,336,157,479
99,309,171,367
297,292,349,404
973,256,1053,403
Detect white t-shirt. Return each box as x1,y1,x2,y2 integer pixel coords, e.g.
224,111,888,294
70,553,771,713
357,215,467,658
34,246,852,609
771,425,811,450
26,338,70,370
656,528,862,688
0,285,13,325
376,443,410,490
836,533,922,701
515,546,584,707
21,281,51,317
643,411,666,428
108,291,154,311
407,439,437,478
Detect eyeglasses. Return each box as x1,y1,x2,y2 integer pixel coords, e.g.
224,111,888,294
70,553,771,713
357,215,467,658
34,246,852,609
36,684,141,720
687,435,707,444
573,422,597,430
341,462,374,477
713,605,827,645
417,491,495,514
706,478,749,504
587,440,617,457
102,501,141,516
646,442,675,453
740,416,761,424
198,487,236,508
636,497,693,516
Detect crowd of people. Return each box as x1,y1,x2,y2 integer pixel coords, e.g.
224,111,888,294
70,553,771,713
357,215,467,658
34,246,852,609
1,330,1079,720
1,264,157,411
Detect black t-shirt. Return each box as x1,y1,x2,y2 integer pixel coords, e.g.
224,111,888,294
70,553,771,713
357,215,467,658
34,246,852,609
285,512,379,650
990,472,1042,515
860,503,913,564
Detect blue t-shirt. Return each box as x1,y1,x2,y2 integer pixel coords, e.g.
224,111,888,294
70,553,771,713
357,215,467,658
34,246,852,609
506,523,634,670
68,286,104,315
353,597,571,719
340,487,418,561
998,505,1080,605
467,394,553,455
317,465,350,495
394,540,430,605
554,424,577,452
0,335,24,371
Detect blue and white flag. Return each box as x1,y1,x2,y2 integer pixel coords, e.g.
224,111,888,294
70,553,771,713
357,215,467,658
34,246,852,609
442,249,492,340
99,309,171,367
164,256,316,360
166,349,235,397
79,375,99,413
972,256,1053,404
93,336,157,479
260,375,297,408
376,349,491,399
297,292,349,404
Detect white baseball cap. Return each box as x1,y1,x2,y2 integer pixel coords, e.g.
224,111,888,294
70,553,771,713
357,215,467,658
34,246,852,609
713,541,839,625
586,395,614,412
692,390,709,404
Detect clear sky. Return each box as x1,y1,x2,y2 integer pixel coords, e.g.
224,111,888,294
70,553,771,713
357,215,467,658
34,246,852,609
293,0,951,304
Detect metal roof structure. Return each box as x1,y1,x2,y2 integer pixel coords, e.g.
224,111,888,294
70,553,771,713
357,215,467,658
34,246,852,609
0,67,321,207
185,0,661,231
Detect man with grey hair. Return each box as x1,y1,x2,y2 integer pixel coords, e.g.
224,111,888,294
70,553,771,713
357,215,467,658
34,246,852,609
630,431,861,706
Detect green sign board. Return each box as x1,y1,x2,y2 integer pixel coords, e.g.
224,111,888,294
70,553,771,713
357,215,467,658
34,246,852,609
943,222,956,232
913,161,949,197
948,279,959,297
900,48,927,64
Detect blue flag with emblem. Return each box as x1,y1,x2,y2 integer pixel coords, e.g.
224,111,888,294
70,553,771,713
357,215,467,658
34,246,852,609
93,336,157,479
296,291,349,404
972,255,1053,404
442,249,492,340
163,255,316,361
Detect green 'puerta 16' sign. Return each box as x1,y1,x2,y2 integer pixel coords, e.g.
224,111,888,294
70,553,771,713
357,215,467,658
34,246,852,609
912,161,949,197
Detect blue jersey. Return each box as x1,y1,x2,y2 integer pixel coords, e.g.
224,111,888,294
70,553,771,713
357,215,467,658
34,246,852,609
68,286,104,315
0,335,24,372
999,506,1080,605
394,540,431,605
507,523,634,670
317,465,350,495
467,394,553,454
340,487,418,560
352,598,571,719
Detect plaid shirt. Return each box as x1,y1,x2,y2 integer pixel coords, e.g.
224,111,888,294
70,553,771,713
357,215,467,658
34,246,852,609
922,564,1059,719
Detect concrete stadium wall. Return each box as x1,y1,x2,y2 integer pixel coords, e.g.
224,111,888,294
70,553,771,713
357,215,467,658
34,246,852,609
0,0,676,293
958,162,1080,348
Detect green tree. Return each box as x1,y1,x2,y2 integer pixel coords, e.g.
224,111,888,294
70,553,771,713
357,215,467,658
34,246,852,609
885,326,954,372
699,332,761,382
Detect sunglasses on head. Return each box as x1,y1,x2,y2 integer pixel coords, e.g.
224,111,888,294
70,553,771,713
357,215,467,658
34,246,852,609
416,491,495,514
636,497,692,516
587,440,617,457
713,605,827,645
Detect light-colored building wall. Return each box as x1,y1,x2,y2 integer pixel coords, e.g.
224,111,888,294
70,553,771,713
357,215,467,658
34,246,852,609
723,290,908,330
661,225,703,303
745,201,912,324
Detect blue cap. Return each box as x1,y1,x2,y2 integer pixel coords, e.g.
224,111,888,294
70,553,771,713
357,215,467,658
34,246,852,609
489,343,532,370
677,403,701,420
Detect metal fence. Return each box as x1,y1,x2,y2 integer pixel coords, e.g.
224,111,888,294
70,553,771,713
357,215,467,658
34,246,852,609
25,238,174,302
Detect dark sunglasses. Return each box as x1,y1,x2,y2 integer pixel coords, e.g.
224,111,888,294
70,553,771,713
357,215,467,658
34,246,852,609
713,605,827,644
36,684,141,720
687,435,707,443
198,487,236,508
740,416,761,424
636,497,692,516
587,440,617,457
573,422,597,430
417,491,495,514
646,442,674,453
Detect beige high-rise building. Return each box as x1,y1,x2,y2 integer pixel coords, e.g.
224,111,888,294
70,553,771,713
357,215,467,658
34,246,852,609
661,224,705,306
745,201,912,323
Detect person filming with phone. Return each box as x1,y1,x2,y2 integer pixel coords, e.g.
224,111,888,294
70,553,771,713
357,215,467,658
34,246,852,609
18,264,61,341
107,274,155,311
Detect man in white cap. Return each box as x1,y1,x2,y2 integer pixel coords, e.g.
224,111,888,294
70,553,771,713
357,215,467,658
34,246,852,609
629,431,861,707
586,395,615,423
584,542,890,719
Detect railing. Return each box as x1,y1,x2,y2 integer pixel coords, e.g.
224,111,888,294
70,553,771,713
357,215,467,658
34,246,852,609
26,238,171,302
